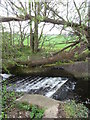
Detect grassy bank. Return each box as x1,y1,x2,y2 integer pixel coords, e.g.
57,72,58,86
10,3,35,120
63,100,88,118
1,81,44,119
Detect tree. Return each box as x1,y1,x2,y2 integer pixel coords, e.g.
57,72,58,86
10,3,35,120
0,0,89,66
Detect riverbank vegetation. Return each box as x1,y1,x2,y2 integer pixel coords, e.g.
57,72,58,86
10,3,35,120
63,100,88,118
1,81,44,119
1,0,90,72
2,32,89,73
0,0,90,119
1,81,88,119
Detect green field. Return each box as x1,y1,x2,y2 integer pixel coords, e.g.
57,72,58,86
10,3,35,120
6,34,78,51
2,33,81,63
14,34,77,52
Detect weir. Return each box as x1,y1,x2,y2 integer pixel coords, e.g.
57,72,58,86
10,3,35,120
1,74,90,111
0,74,68,98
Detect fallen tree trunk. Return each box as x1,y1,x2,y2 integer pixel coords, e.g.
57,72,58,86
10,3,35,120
16,51,75,67
16,40,82,67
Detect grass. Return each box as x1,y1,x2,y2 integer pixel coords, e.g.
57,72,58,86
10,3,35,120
14,34,77,51
40,35,77,51
2,32,80,56
64,100,88,118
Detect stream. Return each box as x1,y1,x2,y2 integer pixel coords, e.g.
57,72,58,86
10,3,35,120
0,73,90,112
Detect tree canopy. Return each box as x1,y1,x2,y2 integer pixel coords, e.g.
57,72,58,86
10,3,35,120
0,0,90,67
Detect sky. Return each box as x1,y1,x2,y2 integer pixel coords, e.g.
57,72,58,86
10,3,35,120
0,0,88,35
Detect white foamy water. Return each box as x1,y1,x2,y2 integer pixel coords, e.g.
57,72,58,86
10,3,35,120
7,77,68,97
0,74,11,80
45,79,67,97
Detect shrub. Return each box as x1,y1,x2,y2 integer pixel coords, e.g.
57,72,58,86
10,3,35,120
64,100,88,118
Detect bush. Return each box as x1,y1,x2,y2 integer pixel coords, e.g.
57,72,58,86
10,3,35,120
16,102,44,119
64,100,88,118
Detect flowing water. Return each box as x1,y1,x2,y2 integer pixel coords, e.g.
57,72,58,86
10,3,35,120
0,74,90,111
1,74,68,98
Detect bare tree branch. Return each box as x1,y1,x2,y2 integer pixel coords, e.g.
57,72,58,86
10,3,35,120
73,0,81,25
53,39,81,55
46,4,65,21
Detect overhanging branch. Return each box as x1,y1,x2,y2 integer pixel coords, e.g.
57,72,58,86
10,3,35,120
0,16,23,22
0,14,88,34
